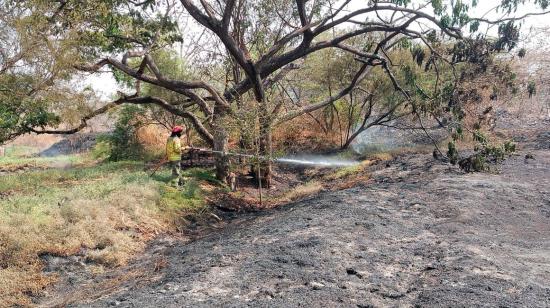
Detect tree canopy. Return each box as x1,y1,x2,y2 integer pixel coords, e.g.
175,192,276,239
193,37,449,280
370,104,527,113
1,0,548,180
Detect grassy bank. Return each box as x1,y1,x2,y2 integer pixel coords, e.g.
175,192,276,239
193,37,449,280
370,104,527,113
0,159,214,306
0,146,85,171
0,144,395,305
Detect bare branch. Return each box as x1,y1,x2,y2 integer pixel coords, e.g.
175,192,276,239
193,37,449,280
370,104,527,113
275,61,374,124
76,56,229,115
31,95,215,146
222,0,236,30
314,5,462,39
471,10,550,25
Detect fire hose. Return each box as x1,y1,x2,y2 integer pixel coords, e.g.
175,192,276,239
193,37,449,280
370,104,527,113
148,147,357,177
148,158,169,177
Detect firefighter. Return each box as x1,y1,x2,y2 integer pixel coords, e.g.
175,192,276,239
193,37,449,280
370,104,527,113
166,126,184,187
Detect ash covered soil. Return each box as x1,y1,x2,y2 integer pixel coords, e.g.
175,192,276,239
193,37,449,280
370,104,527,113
57,127,550,308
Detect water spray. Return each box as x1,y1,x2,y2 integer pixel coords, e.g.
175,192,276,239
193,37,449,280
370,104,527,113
188,147,359,168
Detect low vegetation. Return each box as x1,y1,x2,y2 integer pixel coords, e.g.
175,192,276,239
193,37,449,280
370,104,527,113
275,180,324,204
0,145,85,171
0,156,214,306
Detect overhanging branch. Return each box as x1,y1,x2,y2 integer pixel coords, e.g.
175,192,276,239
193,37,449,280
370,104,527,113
30,95,215,146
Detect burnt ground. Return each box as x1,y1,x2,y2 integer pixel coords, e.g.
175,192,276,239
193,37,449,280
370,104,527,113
35,125,550,308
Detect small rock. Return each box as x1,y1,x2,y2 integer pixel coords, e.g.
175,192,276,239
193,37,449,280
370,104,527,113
381,292,404,299
309,281,325,290
346,268,363,278
525,153,535,160
260,289,275,298
110,301,121,306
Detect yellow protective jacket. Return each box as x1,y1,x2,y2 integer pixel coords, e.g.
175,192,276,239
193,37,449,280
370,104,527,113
166,136,182,161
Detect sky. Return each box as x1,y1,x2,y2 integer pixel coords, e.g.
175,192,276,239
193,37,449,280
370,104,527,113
85,0,550,99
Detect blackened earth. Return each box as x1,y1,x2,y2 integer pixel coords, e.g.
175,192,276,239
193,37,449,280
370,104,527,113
57,133,550,308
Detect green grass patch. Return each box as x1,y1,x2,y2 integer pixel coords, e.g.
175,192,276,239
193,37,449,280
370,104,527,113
0,153,84,167
326,164,364,180
2,145,40,157
0,161,143,193
159,180,204,211
0,161,216,306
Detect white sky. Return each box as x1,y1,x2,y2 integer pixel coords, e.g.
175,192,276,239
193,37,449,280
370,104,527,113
86,0,550,99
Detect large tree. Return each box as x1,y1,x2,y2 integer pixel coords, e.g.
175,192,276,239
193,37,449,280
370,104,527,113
1,0,548,182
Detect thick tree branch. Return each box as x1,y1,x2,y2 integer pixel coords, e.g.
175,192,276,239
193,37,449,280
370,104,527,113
314,5,462,39
127,96,214,145
31,95,215,146
296,0,313,39
76,56,230,116
275,61,374,124
29,97,129,135
222,0,236,30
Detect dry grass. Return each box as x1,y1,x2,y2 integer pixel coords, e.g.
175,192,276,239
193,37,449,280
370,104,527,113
273,180,324,204
272,114,341,152
7,134,63,150
368,152,393,161
0,161,211,306
267,161,373,207
137,124,167,155
323,160,372,181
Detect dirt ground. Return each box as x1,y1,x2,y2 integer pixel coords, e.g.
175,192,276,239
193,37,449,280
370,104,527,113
32,122,549,307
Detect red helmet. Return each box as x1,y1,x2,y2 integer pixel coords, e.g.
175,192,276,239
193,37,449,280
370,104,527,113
171,126,183,133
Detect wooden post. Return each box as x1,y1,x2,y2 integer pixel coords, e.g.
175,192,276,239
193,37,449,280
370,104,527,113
256,160,262,207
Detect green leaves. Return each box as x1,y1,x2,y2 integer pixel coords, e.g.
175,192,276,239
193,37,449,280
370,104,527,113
440,15,451,28
536,0,550,9
431,0,445,15
410,45,426,67
401,64,417,86
447,140,459,165
23,0,183,56
101,105,146,161
469,20,480,33
473,130,488,145
494,21,520,51
0,77,61,144
391,0,412,6
527,80,537,98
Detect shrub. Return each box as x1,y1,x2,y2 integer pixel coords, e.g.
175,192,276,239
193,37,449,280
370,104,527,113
458,140,516,172
447,140,459,165
527,80,536,98
91,139,112,160
97,105,146,161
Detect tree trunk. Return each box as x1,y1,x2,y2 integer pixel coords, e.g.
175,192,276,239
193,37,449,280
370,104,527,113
258,107,272,188
212,114,230,183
